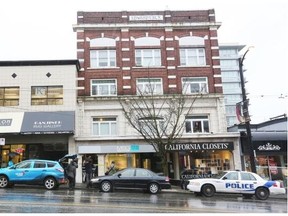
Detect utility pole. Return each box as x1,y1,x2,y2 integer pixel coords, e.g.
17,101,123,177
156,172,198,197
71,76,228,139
238,47,257,173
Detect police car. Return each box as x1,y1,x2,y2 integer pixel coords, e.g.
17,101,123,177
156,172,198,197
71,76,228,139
186,170,286,200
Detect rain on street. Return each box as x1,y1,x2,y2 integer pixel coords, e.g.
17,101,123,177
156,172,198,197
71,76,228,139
0,187,286,213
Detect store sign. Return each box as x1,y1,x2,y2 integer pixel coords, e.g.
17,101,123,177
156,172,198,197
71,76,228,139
258,142,281,151
0,138,5,145
181,173,214,180
78,144,155,154
21,111,75,134
0,112,24,133
0,119,12,126
116,145,140,152
165,142,234,151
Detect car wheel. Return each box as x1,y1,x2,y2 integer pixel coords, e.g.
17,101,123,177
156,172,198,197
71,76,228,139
255,187,269,200
149,183,159,194
242,194,253,199
0,175,9,188
44,177,57,190
201,184,215,197
101,181,112,192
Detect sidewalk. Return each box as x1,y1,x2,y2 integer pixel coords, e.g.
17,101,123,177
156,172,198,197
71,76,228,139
73,183,287,200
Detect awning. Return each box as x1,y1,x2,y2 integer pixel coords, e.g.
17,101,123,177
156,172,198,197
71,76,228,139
20,111,75,134
0,112,24,133
252,132,286,141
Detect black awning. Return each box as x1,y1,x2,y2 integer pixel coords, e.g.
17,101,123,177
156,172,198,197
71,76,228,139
251,132,287,141
20,111,75,134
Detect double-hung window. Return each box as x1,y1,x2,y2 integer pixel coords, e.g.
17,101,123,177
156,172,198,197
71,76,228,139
136,78,163,95
180,48,206,66
185,116,209,133
31,86,63,105
91,79,117,96
135,49,161,67
179,36,206,67
89,37,116,68
139,117,165,135
90,50,116,68
182,77,208,94
0,87,19,106
134,36,161,67
92,117,117,136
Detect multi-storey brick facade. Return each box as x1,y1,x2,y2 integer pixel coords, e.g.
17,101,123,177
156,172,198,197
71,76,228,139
73,10,240,182
74,10,222,96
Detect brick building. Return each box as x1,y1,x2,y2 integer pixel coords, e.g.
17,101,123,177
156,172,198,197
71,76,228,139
72,10,240,182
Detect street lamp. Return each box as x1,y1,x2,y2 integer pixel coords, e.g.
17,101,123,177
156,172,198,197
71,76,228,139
238,46,257,173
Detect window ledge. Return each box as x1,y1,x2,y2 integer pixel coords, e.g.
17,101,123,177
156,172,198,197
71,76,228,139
178,65,210,68
86,67,120,70
132,66,165,69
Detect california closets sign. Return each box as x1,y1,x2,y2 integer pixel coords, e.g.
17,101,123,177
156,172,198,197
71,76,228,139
165,142,234,151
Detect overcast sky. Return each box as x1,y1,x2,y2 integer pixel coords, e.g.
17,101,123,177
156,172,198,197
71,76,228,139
0,0,287,124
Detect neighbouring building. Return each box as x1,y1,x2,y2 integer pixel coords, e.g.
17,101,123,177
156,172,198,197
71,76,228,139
0,60,80,167
219,43,245,127
228,115,287,187
72,10,241,183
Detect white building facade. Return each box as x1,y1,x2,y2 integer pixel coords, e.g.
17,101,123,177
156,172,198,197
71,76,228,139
72,10,241,183
0,60,80,168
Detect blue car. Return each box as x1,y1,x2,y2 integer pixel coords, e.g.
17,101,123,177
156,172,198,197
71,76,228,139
0,159,67,190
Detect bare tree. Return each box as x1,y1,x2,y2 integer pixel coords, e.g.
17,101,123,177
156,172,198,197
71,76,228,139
118,79,203,175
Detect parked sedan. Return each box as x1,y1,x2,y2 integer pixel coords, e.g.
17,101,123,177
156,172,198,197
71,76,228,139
0,159,67,190
88,168,171,194
187,170,286,200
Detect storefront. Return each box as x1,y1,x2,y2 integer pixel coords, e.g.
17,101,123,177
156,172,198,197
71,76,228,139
164,141,240,180
242,132,287,185
0,111,75,166
77,142,158,179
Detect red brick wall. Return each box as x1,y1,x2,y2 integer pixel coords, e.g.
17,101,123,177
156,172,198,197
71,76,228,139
75,10,222,96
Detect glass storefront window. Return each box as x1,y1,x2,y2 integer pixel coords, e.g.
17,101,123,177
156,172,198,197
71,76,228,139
106,154,137,171
180,150,233,177
245,155,287,187
1,144,25,167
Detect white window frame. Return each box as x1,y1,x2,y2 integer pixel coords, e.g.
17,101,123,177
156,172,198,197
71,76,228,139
139,117,165,135
92,117,117,136
91,79,117,96
135,49,161,67
90,50,116,68
136,78,163,95
180,48,206,66
185,116,210,133
182,77,208,94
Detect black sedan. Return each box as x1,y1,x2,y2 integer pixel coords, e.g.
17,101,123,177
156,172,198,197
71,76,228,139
88,168,171,194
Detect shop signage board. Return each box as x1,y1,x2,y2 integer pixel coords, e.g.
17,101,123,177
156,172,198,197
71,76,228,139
78,144,155,154
164,142,234,151
20,111,75,134
0,112,24,133
0,138,5,145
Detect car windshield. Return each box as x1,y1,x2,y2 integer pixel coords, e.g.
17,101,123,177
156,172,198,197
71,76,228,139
213,171,227,179
15,161,32,169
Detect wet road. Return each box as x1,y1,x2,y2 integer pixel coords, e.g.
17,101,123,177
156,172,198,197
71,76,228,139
0,187,286,213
